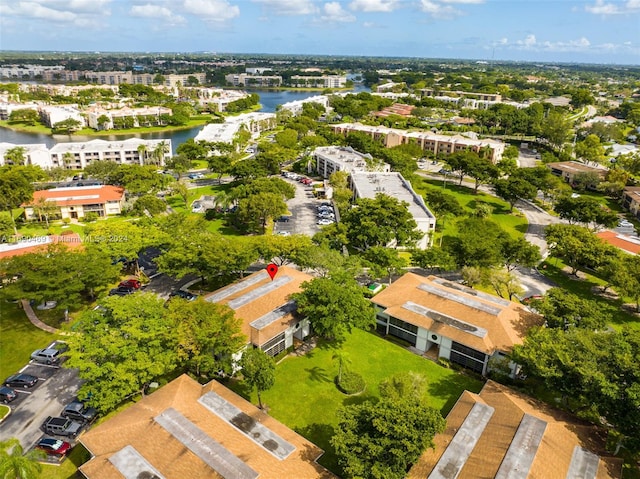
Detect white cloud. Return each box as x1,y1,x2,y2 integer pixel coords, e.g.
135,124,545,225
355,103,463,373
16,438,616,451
0,0,111,25
130,3,186,25
585,0,640,14
439,0,484,3
492,34,609,53
419,0,461,18
320,2,356,21
348,0,400,12
182,0,240,21
252,0,318,15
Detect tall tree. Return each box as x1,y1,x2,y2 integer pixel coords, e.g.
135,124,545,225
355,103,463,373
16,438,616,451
493,177,537,212
3,146,27,166
363,246,408,285
0,438,44,479
237,192,288,233
545,224,610,275
541,110,571,150
0,169,34,235
239,347,276,409
332,396,446,479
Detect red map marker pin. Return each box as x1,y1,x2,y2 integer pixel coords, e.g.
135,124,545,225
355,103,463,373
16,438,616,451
266,263,279,281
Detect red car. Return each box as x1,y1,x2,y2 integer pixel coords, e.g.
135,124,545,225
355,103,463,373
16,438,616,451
119,279,141,290
36,438,71,456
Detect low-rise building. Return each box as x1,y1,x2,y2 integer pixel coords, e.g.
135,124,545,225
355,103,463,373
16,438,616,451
204,266,311,357
314,146,389,178
596,231,640,255
195,112,277,146
0,142,51,168
38,105,86,128
408,380,622,479
290,75,347,88
49,138,171,169
79,374,336,479
622,186,640,220
350,172,436,249
193,88,249,111
371,273,542,375
546,161,607,184
86,106,172,130
225,73,283,87
331,123,505,163
24,185,126,220
279,95,330,116
0,233,83,260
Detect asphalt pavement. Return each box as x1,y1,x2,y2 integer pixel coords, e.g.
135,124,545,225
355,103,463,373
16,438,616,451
273,177,324,237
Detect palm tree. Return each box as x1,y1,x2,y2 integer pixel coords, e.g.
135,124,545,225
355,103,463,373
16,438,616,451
152,141,169,166
137,144,148,165
62,152,74,169
332,350,351,383
0,438,45,479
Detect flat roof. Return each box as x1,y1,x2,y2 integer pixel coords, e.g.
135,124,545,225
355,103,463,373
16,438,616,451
79,374,336,479
547,161,607,174
350,172,435,225
50,138,170,153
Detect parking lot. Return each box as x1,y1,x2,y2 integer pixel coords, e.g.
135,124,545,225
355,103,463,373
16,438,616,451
0,341,84,452
274,175,329,237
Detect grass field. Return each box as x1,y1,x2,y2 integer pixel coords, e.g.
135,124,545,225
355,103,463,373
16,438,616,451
0,302,61,379
228,328,483,474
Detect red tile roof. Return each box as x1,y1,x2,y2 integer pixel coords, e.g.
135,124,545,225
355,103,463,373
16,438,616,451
596,231,640,255
0,232,83,259
26,185,125,207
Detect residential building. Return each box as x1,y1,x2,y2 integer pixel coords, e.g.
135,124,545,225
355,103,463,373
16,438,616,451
0,102,38,121
314,146,389,178
48,138,171,169
371,273,542,375
0,233,82,260
408,380,622,479
225,73,283,87
0,64,64,79
331,123,505,162
79,374,336,479
420,88,502,102
195,112,277,145
289,75,347,88
203,266,311,357
546,161,607,184
38,105,86,128
622,186,640,220
193,88,249,111
279,95,330,115
373,103,416,117
376,81,404,92
350,172,436,249
86,106,172,130
24,185,126,220
0,143,51,168
596,231,640,255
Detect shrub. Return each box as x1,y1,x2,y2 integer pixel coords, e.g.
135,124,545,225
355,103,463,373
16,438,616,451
337,371,366,395
62,218,71,224
83,212,99,223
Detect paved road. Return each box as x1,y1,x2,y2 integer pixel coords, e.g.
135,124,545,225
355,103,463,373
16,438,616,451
274,177,324,237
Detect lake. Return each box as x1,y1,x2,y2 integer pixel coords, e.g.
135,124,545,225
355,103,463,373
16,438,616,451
0,87,368,153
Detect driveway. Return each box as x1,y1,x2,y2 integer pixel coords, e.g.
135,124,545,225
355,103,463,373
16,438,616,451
0,345,83,450
274,177,323,237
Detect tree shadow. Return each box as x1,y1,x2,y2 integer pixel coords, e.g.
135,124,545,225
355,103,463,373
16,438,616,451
305,366,331,383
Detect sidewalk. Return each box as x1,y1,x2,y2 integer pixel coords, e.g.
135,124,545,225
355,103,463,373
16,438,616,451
20,300,65,335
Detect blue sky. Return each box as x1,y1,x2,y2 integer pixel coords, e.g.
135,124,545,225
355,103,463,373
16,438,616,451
0,0,638,64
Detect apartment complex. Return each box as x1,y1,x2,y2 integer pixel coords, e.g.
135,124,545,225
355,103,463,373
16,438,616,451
314,146,389,178
622,186,640,220
39,70,206,87
371,273,541,376
546,161,607,184
290,75,347,88
86,105,172,130
195,112,277,145
24,185,126,220
279,95,330,115
225,73,283,87
351,172,436,249
204,266,311,357
0,142,50,167
331,123,505,162
38,105,86,128
193,87,249,111
80,374,336,479
408,380,621,479
0,64,64,79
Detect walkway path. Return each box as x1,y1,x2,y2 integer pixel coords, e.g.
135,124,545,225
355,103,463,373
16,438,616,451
20,300,66,335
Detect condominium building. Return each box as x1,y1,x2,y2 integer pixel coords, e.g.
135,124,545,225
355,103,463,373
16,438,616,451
225,73,283,87
0,64,64,79
38,105,86,128
279,95,330,115
313,146,389,178
195,112,277,145
0,142,51,167
331,123,505,162
622,186,640,220
24,185,126,220
546,161,607,184
86,106,172,130
289,75,347,88
49,138,171,169
193,87,249,111
420,88,502,102
350,172,436,249
39,70,207,87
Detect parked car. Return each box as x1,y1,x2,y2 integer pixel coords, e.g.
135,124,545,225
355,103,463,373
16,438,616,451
42,416,83,438
119,279,141,290
438,168,453,176
188,173,205,180
62,400,98,423
0,386,17,403
317,218,334,226
4,373,38,388
31,348,61,365
36,438,71,456
109,286,135,297
169,290,198,301
618,220,634,228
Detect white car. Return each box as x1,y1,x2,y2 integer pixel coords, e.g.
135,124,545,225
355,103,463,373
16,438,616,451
618,220,634,228
317,218,334,226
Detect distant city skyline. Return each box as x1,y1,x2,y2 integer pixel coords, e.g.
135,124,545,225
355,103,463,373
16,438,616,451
0,0,638,65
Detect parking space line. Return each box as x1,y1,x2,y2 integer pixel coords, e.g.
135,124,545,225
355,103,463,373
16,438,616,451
30,363,60,369
15,390,32,395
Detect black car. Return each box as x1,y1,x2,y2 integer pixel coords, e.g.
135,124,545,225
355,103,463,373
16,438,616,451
0,386,17,403
62,400,98,423
4,373,38,388
169,290,197,301
109,286,135,296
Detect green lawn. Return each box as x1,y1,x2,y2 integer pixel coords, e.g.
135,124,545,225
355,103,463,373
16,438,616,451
38,443,91,479
228,328,483,474
414,177,528,240
0,302,61,380
539,259,640,331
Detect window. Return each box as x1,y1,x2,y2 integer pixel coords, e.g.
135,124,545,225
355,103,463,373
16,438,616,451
261,332,286,357
387,317,417,346
450,341,486,374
